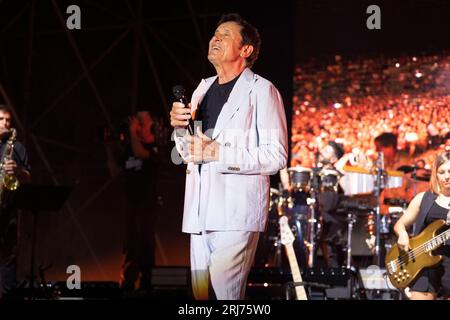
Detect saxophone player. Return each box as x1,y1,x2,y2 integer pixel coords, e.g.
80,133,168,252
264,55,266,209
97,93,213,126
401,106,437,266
0,104,31,300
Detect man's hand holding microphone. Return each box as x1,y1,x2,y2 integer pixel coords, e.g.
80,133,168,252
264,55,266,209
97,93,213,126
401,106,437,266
170,86,220,164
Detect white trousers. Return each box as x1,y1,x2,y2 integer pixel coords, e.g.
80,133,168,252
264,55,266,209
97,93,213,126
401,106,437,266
190,231,259,300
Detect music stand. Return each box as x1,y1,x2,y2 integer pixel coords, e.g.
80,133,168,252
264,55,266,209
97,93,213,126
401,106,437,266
11,184,72,299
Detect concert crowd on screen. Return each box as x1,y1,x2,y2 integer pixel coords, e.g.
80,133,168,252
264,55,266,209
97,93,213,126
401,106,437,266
291,52,450,169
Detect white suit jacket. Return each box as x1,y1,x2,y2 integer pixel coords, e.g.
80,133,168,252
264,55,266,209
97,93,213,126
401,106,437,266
175,68,288,234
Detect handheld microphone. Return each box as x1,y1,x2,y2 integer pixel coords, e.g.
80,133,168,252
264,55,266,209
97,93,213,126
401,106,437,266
173,85,194,135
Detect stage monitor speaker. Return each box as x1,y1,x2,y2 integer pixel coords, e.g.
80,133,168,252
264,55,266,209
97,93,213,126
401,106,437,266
151,266,190,287
358,267,396,290
358,267,403,300
150,267,191,299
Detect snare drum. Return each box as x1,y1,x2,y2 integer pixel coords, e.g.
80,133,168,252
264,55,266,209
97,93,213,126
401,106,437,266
288,167,312,192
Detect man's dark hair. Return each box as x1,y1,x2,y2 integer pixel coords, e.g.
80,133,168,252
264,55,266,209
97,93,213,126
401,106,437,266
0,104,12,114
217,13,261,68
328,141,345,160
374,132,397,149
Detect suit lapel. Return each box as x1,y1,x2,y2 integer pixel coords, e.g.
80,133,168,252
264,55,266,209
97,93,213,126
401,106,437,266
191,76,217,116
212,68,255,140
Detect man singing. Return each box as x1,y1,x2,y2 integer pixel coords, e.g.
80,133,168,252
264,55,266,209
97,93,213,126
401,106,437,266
170,14,288,299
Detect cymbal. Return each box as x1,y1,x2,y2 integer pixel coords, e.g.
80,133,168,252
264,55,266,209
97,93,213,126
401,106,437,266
397,166,431,181
411,173,431,182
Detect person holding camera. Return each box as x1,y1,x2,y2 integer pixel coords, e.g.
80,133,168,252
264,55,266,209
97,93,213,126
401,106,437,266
105,110,162,296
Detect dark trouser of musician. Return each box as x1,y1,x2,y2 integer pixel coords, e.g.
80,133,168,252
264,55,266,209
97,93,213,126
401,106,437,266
319,212,346,268
120,172,157,293
0,210,17,299
121,217,155,292
318,191,345,268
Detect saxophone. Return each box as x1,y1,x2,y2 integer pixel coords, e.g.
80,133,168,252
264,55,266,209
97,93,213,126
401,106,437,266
0,128,20,201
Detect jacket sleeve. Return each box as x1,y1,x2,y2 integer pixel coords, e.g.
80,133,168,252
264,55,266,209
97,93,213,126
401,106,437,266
215,82,288,175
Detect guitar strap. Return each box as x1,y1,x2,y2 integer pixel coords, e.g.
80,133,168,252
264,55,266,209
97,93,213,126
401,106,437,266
446,206,450,225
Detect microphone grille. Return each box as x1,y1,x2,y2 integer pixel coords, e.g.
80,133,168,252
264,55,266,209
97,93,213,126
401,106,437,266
172,85,185,99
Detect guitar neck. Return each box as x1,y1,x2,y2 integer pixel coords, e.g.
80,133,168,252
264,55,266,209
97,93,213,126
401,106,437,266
285,244,308,300
425,228,450,252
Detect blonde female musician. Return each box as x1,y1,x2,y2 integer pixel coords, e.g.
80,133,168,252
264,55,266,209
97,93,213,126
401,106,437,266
394,151,450,300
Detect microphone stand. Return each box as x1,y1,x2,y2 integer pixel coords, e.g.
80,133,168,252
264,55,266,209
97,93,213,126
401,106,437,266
346,213,357,269
307,148,321,269
374,152,384,267
412,165,417,197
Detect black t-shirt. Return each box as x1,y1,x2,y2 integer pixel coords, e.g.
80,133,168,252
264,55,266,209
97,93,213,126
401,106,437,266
196,75,240,138
122,143,161,202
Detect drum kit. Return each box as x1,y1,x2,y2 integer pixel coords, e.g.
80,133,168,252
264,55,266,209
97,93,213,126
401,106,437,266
257,166,342,269
257,158,431,270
